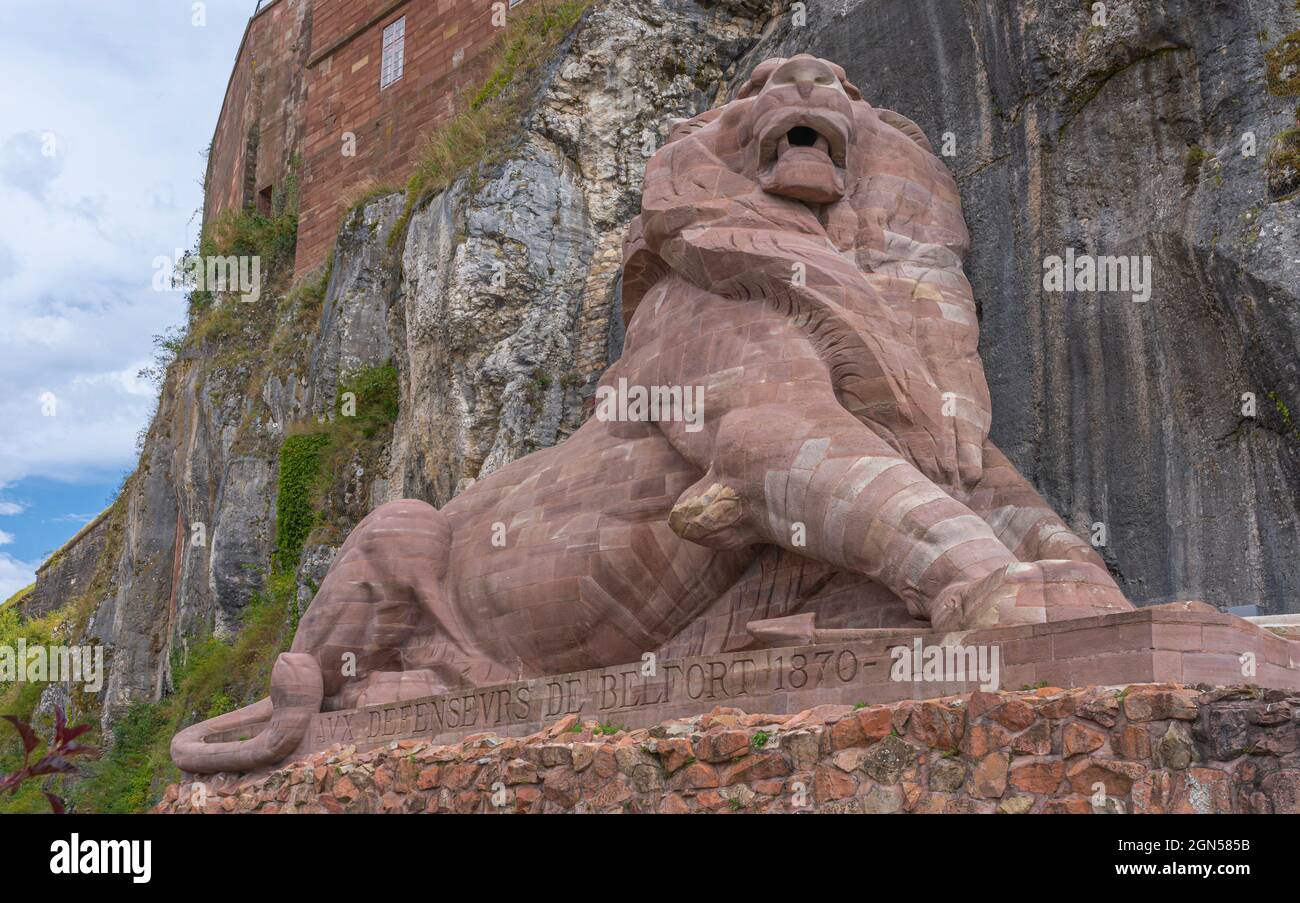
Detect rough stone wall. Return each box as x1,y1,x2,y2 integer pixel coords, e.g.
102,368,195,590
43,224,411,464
20,511,111,620
298,0,558,274
735,0,1300,612
204,0,313,224
155,683,1300,814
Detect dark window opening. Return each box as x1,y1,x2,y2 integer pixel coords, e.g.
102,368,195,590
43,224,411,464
257,184,274,217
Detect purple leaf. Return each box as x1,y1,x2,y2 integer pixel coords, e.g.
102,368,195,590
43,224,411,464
2,715,38,756
30,755,78,777
59,723,92,745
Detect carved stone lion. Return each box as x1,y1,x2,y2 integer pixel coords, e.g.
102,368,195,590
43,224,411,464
173,56,1131,773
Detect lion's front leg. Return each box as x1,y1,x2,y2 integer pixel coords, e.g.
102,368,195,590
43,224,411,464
665,391,1010,625
666,394,1129,630
964,440,1111,568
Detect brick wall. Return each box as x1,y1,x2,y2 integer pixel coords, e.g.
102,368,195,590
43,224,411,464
205,0,534,275
204,0,313,227
296,0,525,273
158,684,1300,814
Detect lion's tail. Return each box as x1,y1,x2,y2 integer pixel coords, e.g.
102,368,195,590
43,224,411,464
170,652,322,774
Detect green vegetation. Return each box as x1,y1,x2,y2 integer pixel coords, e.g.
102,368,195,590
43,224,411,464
1265,31,1300,96
0,606,73,812
1182,144,1209,187
592,720,627,736
1267,127,1300,198
58,362,400,812
67,572,299,814
292,363,402,546
0,583,34,612
1267,390,1300,444
0,365,399,814
187,155,301,353
275,433,332,574
389,0,593,247
751,730,770,750
342,180,402,219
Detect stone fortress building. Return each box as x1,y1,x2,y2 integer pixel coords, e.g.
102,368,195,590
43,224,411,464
207,0,532,275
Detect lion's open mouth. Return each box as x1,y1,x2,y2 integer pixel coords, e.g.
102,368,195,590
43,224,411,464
779,125,834,163
755,108,850,170
752,108,851,204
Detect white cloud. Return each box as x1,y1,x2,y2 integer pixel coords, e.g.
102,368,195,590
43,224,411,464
0,552,38,601
0,501,25,516
0,530,12,545
0,1,247,486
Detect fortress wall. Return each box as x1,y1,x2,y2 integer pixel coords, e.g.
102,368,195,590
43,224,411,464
204,0,313,227
295,0,519,273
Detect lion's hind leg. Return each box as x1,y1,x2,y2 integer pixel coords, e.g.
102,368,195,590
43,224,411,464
171,500,454,774
293,498,451,701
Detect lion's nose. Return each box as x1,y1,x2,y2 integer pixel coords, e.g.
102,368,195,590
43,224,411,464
770,55,839,99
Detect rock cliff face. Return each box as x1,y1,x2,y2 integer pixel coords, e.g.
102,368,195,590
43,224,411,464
24,0,1300,735
20,511,112,620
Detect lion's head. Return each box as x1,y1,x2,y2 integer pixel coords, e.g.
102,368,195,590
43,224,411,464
735,55,860,204
622,54,957,326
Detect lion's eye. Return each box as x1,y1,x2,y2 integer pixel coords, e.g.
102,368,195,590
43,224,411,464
815,75,834,86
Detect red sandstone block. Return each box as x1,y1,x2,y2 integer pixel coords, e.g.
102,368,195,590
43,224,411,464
1068,652,1157,687
1181,652,1252,686
1051,621,1153,660
1150,621,1203,651
1009,759,1065,794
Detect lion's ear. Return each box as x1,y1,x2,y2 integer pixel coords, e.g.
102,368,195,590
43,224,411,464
827,62,864,101
875,108,936,155
737,58,784,99
665,108,725,145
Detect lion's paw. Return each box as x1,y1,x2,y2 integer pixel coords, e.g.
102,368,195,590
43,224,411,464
930,560,1133,632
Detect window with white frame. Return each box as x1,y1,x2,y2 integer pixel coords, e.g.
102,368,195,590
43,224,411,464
380,17,405,89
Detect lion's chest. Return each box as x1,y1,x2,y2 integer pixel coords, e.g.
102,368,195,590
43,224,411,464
862,268,980,363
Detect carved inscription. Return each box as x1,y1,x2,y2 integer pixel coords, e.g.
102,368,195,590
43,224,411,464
306,644,882,753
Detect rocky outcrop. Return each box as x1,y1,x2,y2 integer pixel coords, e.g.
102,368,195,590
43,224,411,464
737,0,1300,610
155,684,1300,814
305,195,402,420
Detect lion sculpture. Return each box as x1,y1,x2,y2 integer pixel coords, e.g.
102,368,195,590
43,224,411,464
173,55,1132,773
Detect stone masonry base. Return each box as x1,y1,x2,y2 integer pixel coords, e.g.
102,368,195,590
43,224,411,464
157,683,1300,814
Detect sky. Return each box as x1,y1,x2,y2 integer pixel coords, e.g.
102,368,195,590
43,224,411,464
0,1,252,599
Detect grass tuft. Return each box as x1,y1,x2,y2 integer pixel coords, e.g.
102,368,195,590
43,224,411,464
387,0,593,248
